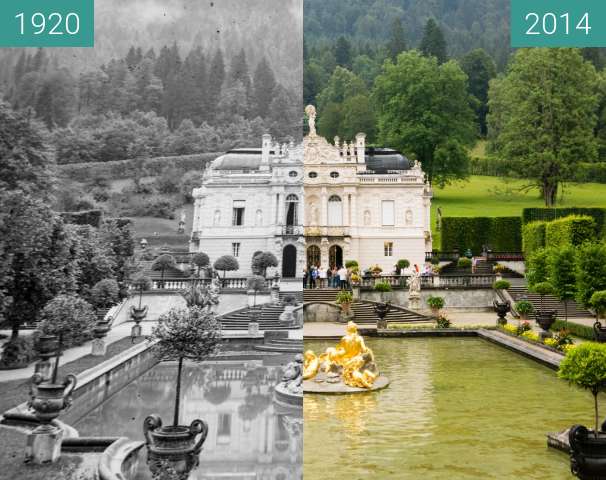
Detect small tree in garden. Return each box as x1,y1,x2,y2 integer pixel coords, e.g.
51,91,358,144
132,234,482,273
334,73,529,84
576,243,606,309
345,260,359,270
151,307,221,427
213,255,239,285
246,275,266,308
131,273,152,309
374,281,392,293
90,279,120,310
590,291,606,322
493,280,511,290
531,281,554,312
559,343,606,436
427,295,445,314
191,252,210,276
152,254,176,288
39,294,97,348
548,246,577,324
395,259,410,275
251,252,278,277
457,257,472,269
526,248,550,289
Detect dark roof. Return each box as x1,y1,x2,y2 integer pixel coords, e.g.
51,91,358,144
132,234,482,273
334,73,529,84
364,147,413,172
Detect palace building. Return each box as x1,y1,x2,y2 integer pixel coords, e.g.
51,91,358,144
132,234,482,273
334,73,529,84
303,105,432,273
190,134,304,279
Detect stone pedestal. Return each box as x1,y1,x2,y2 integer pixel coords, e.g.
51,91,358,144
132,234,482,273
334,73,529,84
34,360,53,382
25,425,63,464
408,294,421,311
351,285,360,300
91,338,106,356
248,322,259,335
270,285,280,304
377,319,388,330
131,324,142,338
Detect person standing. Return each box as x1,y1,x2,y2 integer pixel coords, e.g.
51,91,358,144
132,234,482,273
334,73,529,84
338,265,348,290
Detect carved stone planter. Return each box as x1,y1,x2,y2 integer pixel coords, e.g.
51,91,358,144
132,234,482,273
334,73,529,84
569,425,606,479
594,322,606,343
130,305,148,338
144,415,208,479
34,335,58,381
536,310,557,332
374,302,391,330
494,300,510,326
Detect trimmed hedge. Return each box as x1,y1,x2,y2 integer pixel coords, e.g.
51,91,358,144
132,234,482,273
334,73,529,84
58,152,220,182
440,216,522,255
60,210,103,227
522,221,546,257
545,215,596,249
522,208,606,236
551,320,594,341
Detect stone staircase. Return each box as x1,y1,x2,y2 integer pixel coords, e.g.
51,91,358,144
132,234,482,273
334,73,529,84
508,286,592,319
279,291,303,305
254,338,303,353
218,304,291,330
303,288,430,325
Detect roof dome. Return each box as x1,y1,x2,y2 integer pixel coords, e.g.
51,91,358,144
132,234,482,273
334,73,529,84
212,149,262,171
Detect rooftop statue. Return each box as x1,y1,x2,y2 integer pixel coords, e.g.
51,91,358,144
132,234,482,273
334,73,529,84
303,321,379,389
305,104,317,137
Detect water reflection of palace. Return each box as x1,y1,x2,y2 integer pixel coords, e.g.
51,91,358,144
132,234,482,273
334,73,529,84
75,357,302,480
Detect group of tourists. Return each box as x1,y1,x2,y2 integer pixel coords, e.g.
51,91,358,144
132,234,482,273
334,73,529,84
303,265,350,289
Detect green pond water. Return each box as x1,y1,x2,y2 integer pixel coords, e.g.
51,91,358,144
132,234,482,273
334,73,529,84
304,338,594,480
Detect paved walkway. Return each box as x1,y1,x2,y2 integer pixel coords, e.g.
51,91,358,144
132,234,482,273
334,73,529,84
0,323,154,383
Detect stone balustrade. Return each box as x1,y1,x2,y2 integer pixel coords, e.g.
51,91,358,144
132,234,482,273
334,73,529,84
358,273,496,290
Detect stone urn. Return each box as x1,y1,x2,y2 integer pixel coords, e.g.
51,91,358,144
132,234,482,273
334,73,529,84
493,300,510,326
569,424,606,479
34,335,59,380
130,305,149,337
28,373,78,426
594,322,606,343
535,310,557,332
144,414,208,479
373,302,391,330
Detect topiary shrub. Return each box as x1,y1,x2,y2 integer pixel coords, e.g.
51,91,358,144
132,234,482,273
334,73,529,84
545,215,596,249
345,260,359,269
192,252,210,275
590,291,606,320
441,217,522,255
213,255,239,283
39,294,97,348
395,259,410,274
576,243,606,309
90,279,120,309
522,221,546,257
427,295,445,312
515,300,534,318
457,257,472,269
246,275,266,308
493,280,511,290
374,281,393,293
335,291,353,308
251,251,278,277
526,248,550,289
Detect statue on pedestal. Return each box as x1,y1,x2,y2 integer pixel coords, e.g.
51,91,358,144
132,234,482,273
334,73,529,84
305,105,317,137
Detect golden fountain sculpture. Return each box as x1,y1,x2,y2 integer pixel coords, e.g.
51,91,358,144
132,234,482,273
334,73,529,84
303,321,379,389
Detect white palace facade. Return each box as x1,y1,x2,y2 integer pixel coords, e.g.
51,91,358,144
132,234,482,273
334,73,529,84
190,135,304,278
190,106,432,279
303,105,432,273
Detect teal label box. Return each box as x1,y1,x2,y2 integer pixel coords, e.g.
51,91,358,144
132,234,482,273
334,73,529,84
511,0,606,47
0,0,94,47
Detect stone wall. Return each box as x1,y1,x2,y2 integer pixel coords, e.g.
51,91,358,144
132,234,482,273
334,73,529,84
303,303,342,322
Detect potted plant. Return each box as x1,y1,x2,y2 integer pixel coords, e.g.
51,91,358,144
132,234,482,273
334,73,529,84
191,252,210,277
531,281,557,331
152,254,177,289
395,259,410,276
591,291,606,343
457,257,472,270
146,306,221,477
251,251,278,278
436,314,451,329
213,255,240,287
515,300,534,321
374,280,393,303
426,295,445,316
130,274,152,336
335,291,354,314
370,264,383,277
345,260,359,270
38,295,96,349
559,343,606,478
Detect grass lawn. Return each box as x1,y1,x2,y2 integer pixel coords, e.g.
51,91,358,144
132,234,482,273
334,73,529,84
0,337,145,414
431,175,606,247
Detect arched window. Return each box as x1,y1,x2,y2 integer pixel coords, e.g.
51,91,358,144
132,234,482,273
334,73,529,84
285,194,299,227
327,195,342,226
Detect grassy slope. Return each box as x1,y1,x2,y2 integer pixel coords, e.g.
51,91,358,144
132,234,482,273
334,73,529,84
431,176,606,247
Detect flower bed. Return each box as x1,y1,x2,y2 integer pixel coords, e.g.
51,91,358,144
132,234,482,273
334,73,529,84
498,323,575,354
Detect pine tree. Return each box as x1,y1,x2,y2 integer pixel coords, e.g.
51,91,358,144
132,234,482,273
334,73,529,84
208,49,226,118
387,18,407,61
335,36,352,69
420,19,447,64
13,51,27,85
252,57,276,119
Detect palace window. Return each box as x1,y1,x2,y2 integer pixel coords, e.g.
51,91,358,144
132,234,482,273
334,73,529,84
381,200,395,226
384,242,393,257
327,195,342,226
289,171,298,177
232,243,241,257
285,194,298,227
308,171,318,178
330,171,339,178
232,200,245,226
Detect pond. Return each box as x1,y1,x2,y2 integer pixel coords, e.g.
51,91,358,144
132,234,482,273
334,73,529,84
304,337,592,480
75,352,301,480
